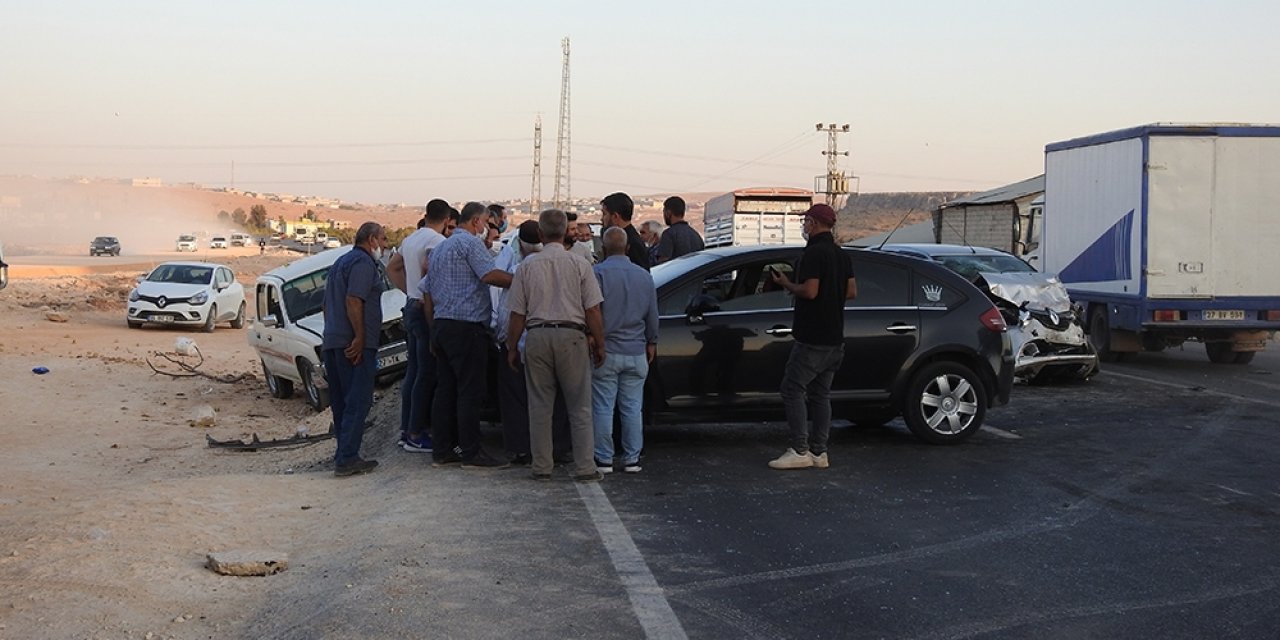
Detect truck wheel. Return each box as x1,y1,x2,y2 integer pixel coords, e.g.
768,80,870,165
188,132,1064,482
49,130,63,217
902,361,986,445
1205,342,1250,365
1089,307,1136,363
262,359,294,399
299,359,329,412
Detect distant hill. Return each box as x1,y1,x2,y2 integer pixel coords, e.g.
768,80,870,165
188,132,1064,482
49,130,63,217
834,191,971,244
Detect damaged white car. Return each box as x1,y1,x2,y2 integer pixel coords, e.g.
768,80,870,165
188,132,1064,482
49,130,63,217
879,244,1099,383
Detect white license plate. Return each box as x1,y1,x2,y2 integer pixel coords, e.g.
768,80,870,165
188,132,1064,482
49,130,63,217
153,315,175,323
1204,310,1245,320
378,351,408,369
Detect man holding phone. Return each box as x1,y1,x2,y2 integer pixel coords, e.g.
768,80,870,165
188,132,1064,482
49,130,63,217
765,203,857,470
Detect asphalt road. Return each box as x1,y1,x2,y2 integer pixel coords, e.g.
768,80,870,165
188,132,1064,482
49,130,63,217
233,341,1280,639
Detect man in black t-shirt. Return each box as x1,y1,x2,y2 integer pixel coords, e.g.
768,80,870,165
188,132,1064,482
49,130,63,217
600,192,651,271
766,203,857,470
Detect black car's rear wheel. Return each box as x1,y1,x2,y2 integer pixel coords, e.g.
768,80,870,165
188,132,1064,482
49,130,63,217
903,361,986,444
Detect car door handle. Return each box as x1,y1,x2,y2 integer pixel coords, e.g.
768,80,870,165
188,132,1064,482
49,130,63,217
765,326,792,336
885,324,917,333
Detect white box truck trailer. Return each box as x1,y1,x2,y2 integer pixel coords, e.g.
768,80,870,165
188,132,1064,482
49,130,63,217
704,187,813,248
1042,123,1280,364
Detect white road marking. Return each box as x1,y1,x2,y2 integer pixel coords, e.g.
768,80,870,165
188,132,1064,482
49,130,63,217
1211,484,1252,497
980,425,1024,440
1105,370,1280,409
577,482,688,640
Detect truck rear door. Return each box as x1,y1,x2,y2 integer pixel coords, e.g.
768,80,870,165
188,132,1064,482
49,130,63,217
1208,136,1280,297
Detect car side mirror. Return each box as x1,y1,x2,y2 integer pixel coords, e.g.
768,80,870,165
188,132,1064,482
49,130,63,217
685,294,720,325
260,314,280,328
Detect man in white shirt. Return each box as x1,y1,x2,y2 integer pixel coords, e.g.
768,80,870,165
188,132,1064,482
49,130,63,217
386,198,450,452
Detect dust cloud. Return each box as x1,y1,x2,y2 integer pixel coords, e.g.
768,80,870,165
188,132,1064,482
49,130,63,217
0,177,238,256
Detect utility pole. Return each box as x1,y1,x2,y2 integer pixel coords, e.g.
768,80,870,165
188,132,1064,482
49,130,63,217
815,123,855,209
552,37,571,211
531,115,542,216
230,160,235,190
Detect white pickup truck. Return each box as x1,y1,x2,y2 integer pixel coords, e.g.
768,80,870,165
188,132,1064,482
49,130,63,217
247,247,409,410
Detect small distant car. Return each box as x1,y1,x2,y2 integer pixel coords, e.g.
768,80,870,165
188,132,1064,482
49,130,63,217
209,236,229,249
323,238,342,249
90,236,121,257
878,243,1099,383
176,235,198,252
248,247,408,411
229,232,252,247
127,261,247,332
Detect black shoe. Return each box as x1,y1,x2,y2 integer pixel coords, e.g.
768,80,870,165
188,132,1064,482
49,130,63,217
461,449,511,470
334,458,379,477
508,453,532,466
572,471,604,483
530,472,552,481
431,451,462,467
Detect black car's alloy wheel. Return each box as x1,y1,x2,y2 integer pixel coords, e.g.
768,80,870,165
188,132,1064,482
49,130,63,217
903,361,986,444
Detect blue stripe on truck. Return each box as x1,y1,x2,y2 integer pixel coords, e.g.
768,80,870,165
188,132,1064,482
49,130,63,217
1059,209,1134,284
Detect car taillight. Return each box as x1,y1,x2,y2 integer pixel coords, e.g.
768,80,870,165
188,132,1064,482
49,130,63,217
1266,310,1280,322
980,306,1007,332
1153,309,1179,322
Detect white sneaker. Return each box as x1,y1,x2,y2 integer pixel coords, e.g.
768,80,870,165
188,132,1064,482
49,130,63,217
809,451,829,469
768,448,814,470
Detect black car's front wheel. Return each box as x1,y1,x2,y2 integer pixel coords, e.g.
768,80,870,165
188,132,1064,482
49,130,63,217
903,361,986,444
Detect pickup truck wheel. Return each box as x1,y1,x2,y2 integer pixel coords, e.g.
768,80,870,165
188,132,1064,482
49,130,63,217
903,362,986,445
1235,351,1256,364
300,360,329,411
262,359,294,399
202,305,217,333
230,302,246,329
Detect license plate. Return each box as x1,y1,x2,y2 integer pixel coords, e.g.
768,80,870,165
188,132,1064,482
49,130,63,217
1203,310,1245,320
377,351,408,370
153,315,175,323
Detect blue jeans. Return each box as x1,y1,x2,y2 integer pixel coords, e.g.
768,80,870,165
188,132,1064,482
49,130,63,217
399,299,435,439
324,347,377,466
780,342,845,455
592,352,649,465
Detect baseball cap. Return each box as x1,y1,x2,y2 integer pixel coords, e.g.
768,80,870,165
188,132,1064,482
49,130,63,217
517,220,542,245
803,203,837,226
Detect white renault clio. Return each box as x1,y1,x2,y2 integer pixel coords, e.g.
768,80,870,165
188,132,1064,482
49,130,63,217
127,262,247,332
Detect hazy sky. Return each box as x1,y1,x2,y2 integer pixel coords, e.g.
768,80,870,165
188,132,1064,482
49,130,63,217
2,0,1277,205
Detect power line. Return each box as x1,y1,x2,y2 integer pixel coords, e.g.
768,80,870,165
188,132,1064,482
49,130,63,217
679,130,814,191
0,138,532,150
576,141,815,172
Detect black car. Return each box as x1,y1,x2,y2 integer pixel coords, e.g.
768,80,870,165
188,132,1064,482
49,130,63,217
90,236,121,257
646,245,1015,444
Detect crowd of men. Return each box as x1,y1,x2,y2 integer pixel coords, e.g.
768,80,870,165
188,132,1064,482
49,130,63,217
320,194,852,479
324,193,700,479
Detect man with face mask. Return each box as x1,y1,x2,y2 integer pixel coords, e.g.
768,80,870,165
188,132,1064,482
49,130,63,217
487,204,508,255
420,202,514,468
322,221,390,477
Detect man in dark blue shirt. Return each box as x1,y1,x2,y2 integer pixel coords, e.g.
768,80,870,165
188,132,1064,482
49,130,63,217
656,196,704,263
322,222,389,477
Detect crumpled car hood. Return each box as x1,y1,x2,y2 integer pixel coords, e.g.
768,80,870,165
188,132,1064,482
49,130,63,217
975,271,1072,313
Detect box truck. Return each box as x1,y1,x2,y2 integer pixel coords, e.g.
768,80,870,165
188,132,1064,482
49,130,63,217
703,187,813,248
1041,123,1280,364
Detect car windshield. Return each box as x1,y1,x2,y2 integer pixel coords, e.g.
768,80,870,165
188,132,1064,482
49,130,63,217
212,237,226,241
933,254,1035,280
147,264,213,284
282,268,330,319
94,237,115,243
178,235,196,242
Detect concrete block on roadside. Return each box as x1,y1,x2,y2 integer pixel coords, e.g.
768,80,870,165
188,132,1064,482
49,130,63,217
206,550,288,576
44,311,69,323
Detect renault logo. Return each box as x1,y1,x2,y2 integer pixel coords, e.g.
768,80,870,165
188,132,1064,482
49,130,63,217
1049,309,1059,325
157,296,168,308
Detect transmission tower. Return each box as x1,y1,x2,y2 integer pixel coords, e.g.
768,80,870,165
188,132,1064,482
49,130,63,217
531,115,542,216
552,37,571,210
815,123,856,209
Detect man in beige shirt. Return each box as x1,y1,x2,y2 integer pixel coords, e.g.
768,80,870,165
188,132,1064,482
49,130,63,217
506,209,607,481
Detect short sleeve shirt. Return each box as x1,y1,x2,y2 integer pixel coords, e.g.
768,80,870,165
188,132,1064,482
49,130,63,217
508,244,604,326
656,221,705,261
791,232,854,346
322,246,385,350
422,232,497,324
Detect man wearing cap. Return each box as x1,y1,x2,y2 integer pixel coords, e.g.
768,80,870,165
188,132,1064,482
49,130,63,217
766,203,856,470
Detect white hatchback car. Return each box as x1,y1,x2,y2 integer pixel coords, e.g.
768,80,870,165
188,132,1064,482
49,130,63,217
209,236,229,249
175,235,198,252
127,262,246,332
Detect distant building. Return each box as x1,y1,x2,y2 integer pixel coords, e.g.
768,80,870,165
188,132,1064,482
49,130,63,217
131,177,162,188
327,219,352,230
